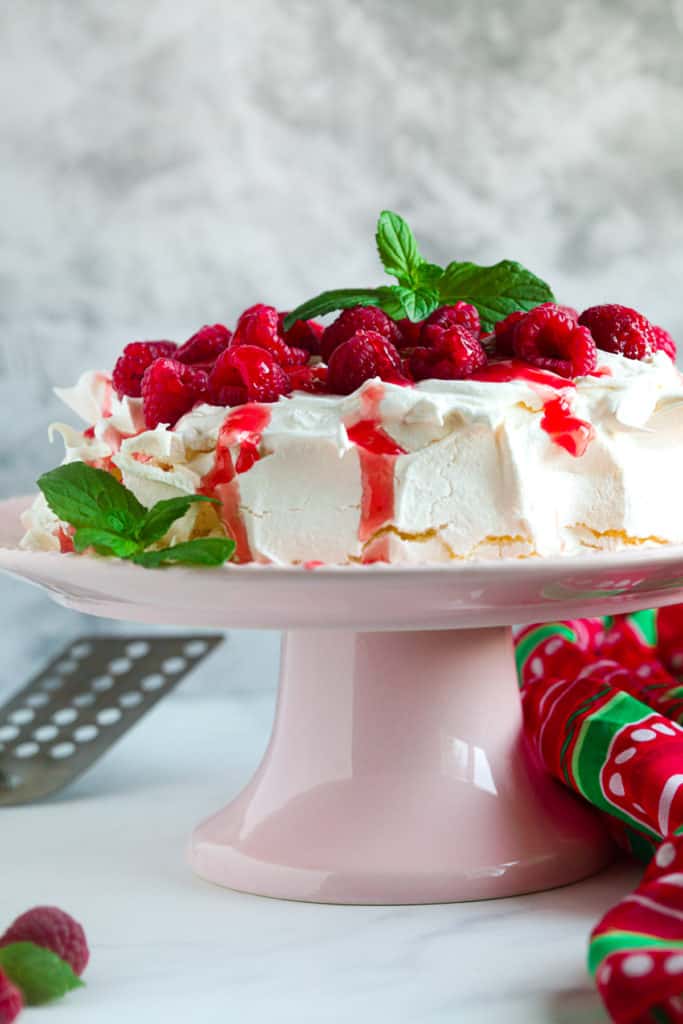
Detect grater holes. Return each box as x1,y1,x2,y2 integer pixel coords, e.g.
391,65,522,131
57,660,78,675
53,709,78,726
109,657,132,676
0,726,19,742
162,657,186,675
92,675,114,693
119,692,143,708
184,640,209,658
34,725,59,742
51,742,76,760
70,642,92,659
73,725,98,743
14,742,39,759
125,641,150,659
96,708,121,726
141,674,164,692
26,693,49,708
73,693,95,708
9,709,34,726
42,678,62,692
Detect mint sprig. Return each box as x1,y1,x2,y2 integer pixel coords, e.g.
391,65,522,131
38,462,235,568
283,210,554,330
0,942,83,1005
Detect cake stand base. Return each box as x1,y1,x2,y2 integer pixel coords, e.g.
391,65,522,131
189,627,613,903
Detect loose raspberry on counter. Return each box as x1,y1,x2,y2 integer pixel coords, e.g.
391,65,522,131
320,306,402,362
0,970,21,1024
176,324,232,365
209,345,291,404
141,358,209,428
278,313,324,355
653,324,677,361
422,302,481,344
410,325,487,381
1,905,89,977
578,304,656,360
513,305,597,378
232,304,307,367
327,330,405,395
112,341,177,399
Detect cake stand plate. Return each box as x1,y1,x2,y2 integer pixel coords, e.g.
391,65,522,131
5,496,683,904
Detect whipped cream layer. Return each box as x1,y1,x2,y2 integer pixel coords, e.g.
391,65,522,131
21,352,683,564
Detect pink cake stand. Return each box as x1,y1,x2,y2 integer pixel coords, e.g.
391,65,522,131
5,495,683,904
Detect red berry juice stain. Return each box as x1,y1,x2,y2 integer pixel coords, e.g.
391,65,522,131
303,560,324,570
540,396,594,458
471,359,594,458
95,373,114,419
347,383,406,563
199,403,271,562
55,525,75,553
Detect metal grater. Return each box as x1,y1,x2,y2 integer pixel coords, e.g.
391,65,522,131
0,634,223,805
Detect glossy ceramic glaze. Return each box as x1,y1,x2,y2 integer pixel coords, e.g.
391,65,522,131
4,494,683,902
191,628,613,903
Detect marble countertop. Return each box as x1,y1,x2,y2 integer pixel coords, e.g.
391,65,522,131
2,643,638,1024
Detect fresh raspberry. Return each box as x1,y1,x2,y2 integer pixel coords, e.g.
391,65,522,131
141,358,208,428
208,345,291,405
320,307,402,362
0,971,21,1024
410,325,487,381
1,906,89,977
176,324,231,365
287,364,329,393
578,304,656,360
327,330,405,395
395,318,423,349
494,311,526,356
277,313,324,355
112,341,177,399
422,302,480,344
513,305,597,377
653,324,677,361
232,304,307,367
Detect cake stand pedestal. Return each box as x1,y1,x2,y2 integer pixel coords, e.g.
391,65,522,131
5,495,683,902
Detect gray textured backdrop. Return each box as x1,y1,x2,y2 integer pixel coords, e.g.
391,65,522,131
2,0,683,689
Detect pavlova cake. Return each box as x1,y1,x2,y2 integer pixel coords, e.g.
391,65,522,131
21,212,683,567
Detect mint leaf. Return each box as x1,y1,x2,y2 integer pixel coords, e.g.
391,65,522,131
136,495,219,547
38,462,145,537
375,210,424,287
132,537,236,567
414,262,444,289
73,528,141,558
282,290,382,331
438,260,555,332
376,285,440,322
0,942,83,1005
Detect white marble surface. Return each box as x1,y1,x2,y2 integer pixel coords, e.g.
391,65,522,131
2,673,639,1024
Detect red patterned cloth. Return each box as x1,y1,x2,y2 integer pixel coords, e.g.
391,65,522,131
516,607,683,1024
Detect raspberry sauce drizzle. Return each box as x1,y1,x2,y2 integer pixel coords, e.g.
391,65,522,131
199,403,271,562
348,384,406,563
470,359,594,457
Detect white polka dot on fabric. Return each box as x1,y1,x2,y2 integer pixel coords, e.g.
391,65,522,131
530,657,544,677
654,723,677,736
665,954,683,975
622,954,654,978
545,639,563,656
631,729,657,742
598,964,612,985
608,773,625,797
615,747,637,765
656,842,677,869
637,665,652,678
